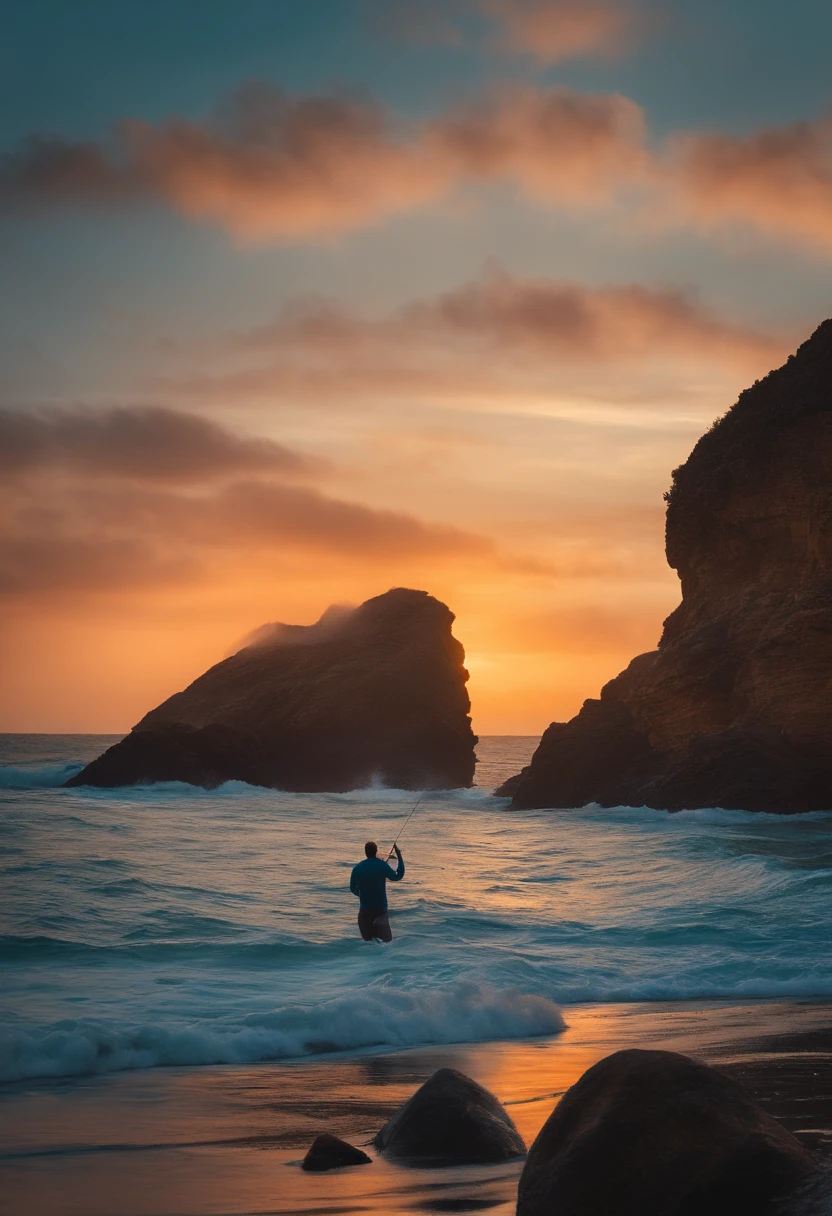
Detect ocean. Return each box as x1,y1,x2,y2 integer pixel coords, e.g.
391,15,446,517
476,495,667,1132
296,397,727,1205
3,733,832,1088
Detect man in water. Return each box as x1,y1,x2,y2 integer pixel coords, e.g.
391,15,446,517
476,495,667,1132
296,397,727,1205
350,840,405,942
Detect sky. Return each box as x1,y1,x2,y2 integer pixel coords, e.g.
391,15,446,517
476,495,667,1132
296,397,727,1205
1,0,831,734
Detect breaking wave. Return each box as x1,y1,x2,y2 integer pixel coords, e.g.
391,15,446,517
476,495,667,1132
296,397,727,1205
0,763,84,789
4,733,832,1088
1,984,565,1083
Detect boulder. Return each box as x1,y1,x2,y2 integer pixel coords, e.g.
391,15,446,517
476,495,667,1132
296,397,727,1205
517,1049,816,1216
301,1134,372,1172
66,588,477,792
373,1067,525,1166
500,320,832,812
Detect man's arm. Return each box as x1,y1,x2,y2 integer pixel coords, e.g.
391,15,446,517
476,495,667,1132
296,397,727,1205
386,845,405,882
350,865,360,898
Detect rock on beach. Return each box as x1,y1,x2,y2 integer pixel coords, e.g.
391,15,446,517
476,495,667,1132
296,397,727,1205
373,1067,525,1166
517,1048,816,1216
301,1134,372,1172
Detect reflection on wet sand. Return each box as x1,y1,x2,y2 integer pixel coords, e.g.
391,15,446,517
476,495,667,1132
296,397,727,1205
3,999,832,1216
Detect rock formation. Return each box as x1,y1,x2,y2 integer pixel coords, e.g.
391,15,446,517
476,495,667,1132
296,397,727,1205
67,588,477,791
373,1068,525,1165
516,1049,816,1216
301,1134,372,1171
500,320,832,812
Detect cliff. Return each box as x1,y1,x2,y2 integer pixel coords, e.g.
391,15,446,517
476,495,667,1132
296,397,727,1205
67,588,477,791
499,320,832,813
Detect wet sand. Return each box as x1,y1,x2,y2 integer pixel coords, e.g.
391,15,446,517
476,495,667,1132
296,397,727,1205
3,999,832,1216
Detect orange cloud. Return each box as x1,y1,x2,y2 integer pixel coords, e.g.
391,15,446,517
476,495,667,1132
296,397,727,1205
0,85,440,239
158,271,783,411
0,83,649,241
672,115,832,250
123,84,447,241
431,86,649,204
0,404,322,481
0,475,500,599
483,0,640,62
405,272,777,360
5,82,832,252
373,0,644,62
0,402,554,603
234,272,775,359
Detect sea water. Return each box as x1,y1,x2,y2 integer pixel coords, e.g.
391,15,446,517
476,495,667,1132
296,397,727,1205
2,733,832,1086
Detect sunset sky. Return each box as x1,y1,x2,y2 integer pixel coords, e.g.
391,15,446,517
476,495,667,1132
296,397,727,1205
2,0,831,734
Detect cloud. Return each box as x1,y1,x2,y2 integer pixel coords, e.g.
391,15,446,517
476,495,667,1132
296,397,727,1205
6,79,832,253
236,272,768,358
0,532,189,596
671,114,832,250
483,0,640,62
0,85,440,240
0,424,512,598
159,271,783,410
123,84,447,241
401,272,777,360
0,404,321,481
371,0,643,62
206,480,494,557
0,82,650,241
0,136,141,204
0,404,522,599
0,84,443,240
431,86,649,204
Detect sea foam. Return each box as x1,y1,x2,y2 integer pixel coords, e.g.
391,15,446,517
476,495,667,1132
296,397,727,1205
0,984,565,1082
4,734,832,1088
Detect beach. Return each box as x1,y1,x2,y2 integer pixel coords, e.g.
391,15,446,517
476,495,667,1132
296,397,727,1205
3,998,832,1215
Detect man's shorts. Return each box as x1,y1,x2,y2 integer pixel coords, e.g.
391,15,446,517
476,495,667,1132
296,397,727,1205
358,907,392,942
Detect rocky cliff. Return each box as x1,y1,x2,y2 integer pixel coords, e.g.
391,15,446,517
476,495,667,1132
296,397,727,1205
499,320,832,813
67,588,477,791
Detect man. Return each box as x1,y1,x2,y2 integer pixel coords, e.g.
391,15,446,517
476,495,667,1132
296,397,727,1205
349,840,405,942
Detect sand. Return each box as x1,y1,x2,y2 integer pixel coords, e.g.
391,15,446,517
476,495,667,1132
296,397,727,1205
3,998,832,1216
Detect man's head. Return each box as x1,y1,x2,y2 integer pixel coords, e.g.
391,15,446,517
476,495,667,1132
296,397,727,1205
364,841,378,857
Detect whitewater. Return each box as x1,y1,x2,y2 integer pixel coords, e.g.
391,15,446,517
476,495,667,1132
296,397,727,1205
2,733,832,1087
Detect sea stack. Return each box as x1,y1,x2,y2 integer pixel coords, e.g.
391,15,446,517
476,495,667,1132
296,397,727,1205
499,320,832,813
67,588,477,791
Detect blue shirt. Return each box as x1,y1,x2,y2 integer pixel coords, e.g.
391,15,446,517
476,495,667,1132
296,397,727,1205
349,853,405,910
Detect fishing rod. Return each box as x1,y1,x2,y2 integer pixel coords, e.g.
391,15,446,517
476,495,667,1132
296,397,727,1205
385,793,425,861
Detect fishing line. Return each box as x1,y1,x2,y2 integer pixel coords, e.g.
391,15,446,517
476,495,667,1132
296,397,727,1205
386,793,425,861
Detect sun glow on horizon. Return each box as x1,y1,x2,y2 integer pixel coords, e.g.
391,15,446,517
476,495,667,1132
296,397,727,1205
0,0,827,735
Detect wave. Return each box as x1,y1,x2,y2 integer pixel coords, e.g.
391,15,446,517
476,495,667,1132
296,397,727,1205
5,965,832,1087
0,763,84,789
666,806,832,824
0,933,361,968
556,974,832,1005
11,760,832,819
0,984,565,1083
2,761,500,801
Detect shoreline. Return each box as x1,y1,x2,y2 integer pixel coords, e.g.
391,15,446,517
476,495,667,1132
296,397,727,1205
3,997,832,1215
